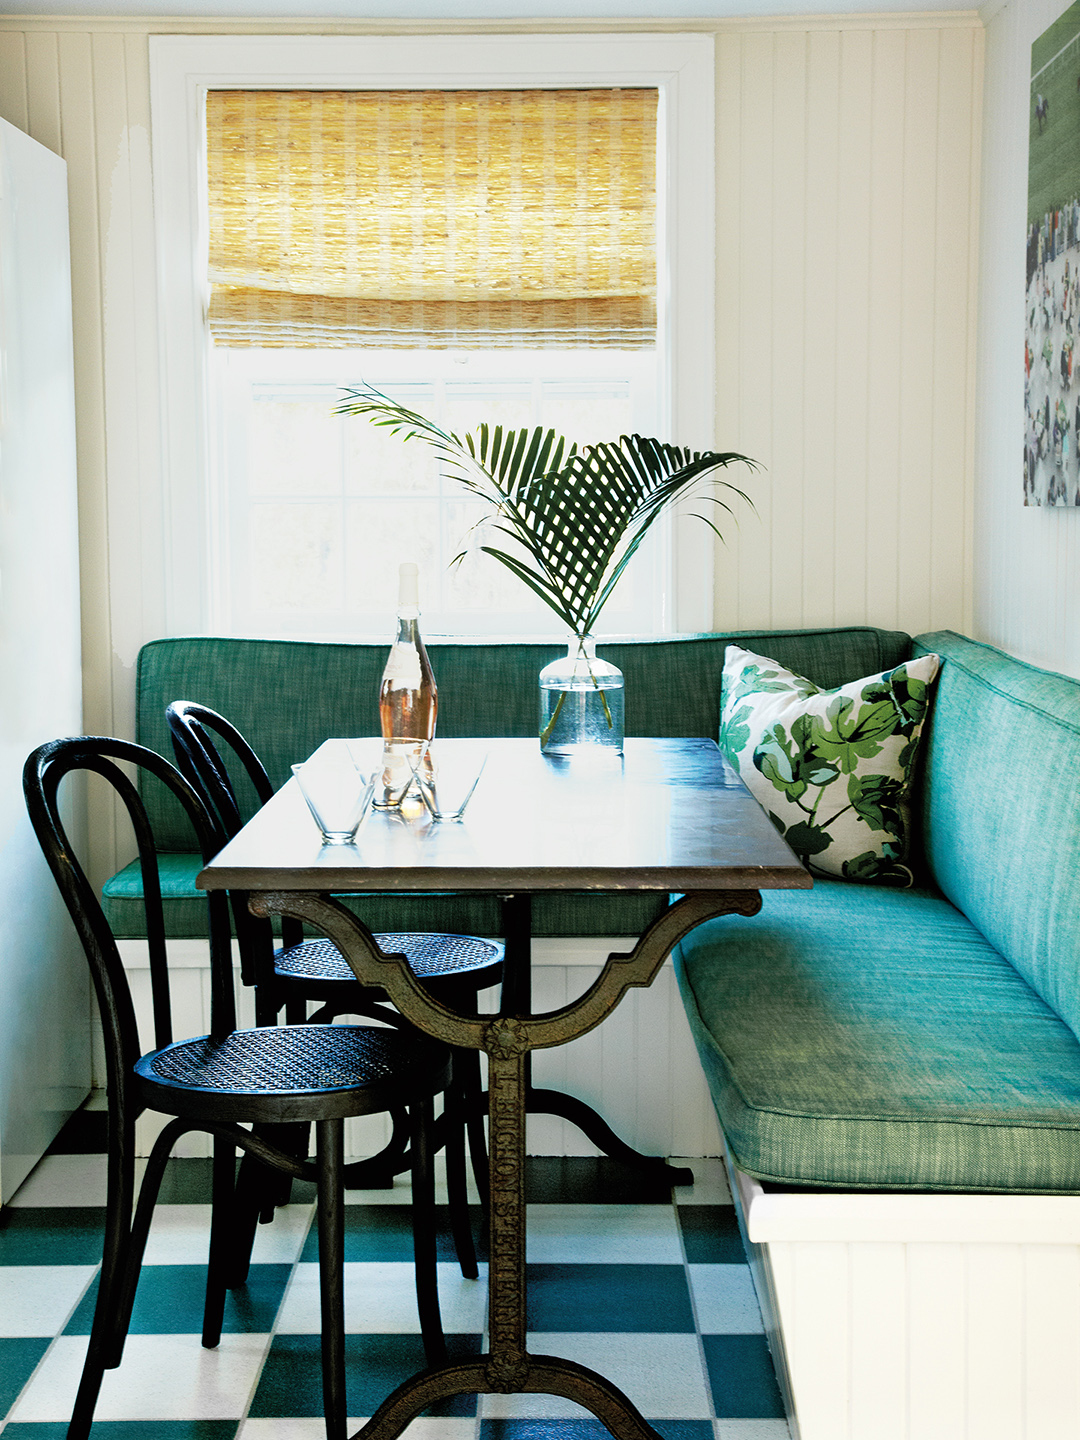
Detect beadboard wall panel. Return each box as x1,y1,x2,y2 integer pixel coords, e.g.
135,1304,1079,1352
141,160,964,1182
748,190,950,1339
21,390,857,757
711,21,982,639
0,16,981,889
0,29,165,888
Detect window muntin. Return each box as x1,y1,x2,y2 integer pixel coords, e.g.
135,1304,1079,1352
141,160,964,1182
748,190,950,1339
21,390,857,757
210,346,664,637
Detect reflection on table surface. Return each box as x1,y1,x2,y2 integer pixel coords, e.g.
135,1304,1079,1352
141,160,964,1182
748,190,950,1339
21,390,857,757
198,736,811,895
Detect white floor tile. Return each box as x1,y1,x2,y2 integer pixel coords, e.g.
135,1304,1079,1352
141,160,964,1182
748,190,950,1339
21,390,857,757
688,1264,764,1334
139,1203,313,1266
8,1154,108,1207
0,1265,96,1335
526,1204,682,1264
715,1422,792,1439
8,1332,272,1420
674,1158,733,1205
480,1332,713,1419
275,1261,487,1333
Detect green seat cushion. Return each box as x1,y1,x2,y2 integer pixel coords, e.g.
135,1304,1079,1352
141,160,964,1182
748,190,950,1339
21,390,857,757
101,853,670,941
674,879,1080,1193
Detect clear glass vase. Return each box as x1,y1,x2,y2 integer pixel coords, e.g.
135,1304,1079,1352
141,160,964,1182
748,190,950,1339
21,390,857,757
539,636,625,756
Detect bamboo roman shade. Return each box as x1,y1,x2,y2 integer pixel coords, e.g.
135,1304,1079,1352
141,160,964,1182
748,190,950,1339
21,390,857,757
206,88,658,349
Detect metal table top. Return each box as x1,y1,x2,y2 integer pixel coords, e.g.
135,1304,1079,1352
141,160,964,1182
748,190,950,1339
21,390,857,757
197,736,811,895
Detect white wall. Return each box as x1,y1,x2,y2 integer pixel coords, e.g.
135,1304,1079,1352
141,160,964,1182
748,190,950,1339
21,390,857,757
0,118,89,1196
975,0,1080,676
0,13,983,887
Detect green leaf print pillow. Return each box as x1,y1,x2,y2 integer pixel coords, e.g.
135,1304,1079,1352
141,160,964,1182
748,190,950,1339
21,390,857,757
719,646,941,887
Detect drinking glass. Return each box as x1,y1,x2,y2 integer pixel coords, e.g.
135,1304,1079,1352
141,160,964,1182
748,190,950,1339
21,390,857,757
412,742,487,822
291,754,375,843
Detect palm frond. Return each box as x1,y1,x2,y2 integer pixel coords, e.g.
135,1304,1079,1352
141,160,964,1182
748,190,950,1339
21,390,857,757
337,383,758,635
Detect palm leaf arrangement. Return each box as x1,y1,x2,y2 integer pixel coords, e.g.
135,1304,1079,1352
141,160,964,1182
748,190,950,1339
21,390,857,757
336,383,758,641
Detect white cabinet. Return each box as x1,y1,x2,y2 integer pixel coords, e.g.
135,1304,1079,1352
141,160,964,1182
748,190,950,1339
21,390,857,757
0,117,89,1201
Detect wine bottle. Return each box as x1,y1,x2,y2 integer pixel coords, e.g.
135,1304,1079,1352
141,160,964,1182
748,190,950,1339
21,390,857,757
375,562,438,808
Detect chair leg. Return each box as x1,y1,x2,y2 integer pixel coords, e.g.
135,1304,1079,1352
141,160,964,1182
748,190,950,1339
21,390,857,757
444,1056,478,1279
315,1118,348,1440
410,1096,447,1368
203,1134,236,1347
225,1121,310,1285
458,1047,491,1210
67,1132,137,1440
69,1116,187,1440
341,1105,410,1190
225,1150,266,1289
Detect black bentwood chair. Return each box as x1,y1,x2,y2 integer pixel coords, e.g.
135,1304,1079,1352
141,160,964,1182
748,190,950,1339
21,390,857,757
166,701,501,1234
24,737,452,1440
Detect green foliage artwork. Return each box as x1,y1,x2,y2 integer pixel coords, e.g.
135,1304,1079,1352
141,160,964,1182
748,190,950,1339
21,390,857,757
1025,0,1080,505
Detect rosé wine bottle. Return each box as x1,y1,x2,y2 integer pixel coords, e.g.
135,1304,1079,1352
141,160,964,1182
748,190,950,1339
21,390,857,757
375,562,437,808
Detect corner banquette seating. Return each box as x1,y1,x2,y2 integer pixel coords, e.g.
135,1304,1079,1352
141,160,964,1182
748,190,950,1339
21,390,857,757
106,625,1080,1439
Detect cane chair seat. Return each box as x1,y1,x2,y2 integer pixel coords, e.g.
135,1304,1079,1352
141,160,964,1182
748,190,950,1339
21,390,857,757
275,932,502,992
138,1023,450,1119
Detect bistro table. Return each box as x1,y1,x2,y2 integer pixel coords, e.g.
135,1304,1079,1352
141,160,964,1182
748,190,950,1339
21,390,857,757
197,736,810,1440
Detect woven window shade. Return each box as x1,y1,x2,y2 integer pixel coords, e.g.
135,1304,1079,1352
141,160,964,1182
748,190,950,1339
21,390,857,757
206,88,657,349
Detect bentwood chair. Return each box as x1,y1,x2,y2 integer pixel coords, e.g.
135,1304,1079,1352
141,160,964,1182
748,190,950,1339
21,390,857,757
165,701,501,1239
24,737,452,1440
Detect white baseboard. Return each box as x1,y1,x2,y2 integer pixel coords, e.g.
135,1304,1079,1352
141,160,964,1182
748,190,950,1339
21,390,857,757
729,1156,1080,1440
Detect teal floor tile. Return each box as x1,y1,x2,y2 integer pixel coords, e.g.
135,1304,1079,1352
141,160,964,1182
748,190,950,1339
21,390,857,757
0,1338,51,1414
526,1264,695,1333
250,1332,482,1418
64,1264,292,1335
481,1424,713,1440
703,1333,786,1418
3,1425,238,1439
678,1206,746,1264
0,1210,105,1265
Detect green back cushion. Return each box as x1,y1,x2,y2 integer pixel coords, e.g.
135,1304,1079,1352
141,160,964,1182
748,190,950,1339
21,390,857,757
136,626,912,850
113,625,912,939
914,631,1080,1041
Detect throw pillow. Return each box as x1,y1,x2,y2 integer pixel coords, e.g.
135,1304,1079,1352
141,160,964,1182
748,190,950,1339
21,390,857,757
718,646,941,887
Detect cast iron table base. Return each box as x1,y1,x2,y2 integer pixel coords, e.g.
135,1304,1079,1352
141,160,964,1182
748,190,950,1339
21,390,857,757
253,886,761,1440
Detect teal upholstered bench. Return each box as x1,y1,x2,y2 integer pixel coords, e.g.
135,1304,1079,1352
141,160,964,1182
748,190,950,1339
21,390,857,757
103,625,910,941
672,630,1080,1436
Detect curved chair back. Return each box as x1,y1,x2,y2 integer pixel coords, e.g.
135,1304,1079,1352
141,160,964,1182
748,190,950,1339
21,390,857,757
23,736,235,1107
166,700,274,840
167,700,305,963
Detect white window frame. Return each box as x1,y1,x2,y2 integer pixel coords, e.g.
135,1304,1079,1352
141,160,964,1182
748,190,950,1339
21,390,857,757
149,32,716,638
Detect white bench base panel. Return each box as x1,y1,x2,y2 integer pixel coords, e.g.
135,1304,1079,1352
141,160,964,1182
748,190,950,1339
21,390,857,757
730,1153,1080,1440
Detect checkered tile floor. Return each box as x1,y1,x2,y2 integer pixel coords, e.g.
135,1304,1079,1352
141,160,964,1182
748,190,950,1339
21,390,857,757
0,1128,790,1440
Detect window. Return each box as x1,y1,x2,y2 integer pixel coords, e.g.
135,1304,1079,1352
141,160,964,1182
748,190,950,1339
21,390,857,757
150,34,715,638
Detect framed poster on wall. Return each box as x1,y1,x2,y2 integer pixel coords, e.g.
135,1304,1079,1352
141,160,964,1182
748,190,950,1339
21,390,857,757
1025,0,1080,505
